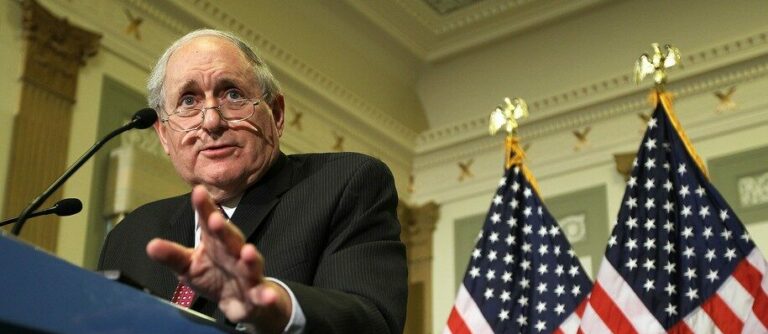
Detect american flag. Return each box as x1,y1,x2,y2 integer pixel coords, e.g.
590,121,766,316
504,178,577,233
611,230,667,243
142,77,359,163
445,162,593,334
579,94,768,333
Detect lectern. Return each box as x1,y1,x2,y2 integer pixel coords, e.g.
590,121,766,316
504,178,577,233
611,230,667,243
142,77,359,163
0,233,231,333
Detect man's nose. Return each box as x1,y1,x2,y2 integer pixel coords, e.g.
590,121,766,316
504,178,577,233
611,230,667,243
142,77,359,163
200,104,226,131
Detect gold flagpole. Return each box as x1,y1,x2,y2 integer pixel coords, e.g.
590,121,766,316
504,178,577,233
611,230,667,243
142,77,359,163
635,43,709,179
489,97,542,195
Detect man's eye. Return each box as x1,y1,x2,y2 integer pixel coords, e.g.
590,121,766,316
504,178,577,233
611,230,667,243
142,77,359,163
226,90,244,100
180,96,196,106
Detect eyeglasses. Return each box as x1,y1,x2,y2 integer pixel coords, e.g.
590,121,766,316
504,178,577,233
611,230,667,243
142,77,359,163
162,98,262,132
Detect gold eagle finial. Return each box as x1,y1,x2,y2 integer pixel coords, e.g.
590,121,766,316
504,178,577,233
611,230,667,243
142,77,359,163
634,43,681,89
489,97,528,136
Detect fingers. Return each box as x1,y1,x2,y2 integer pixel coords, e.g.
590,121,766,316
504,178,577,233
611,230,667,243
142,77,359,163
238,243,265,284
192,185,245,255
146,238,193,274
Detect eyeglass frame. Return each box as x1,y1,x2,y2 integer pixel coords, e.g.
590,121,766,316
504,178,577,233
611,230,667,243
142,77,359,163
160,98,262,132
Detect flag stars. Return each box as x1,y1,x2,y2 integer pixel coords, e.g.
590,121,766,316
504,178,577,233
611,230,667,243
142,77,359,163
663,180,673,192
664,241,675,254
555,265,565,276
608,235,618,247
720,209,730,221
683,246,695,259
510,198,520,209
537,264,549,275
664,261,676,274
664,282,676,296
681,226,694,239
665,303,678,317
626,258,638,271
628,176,638,188
699,206,711,219
487,250,498,262
724,248,736,261
516,315,528,327
549,226,561,237
517,295,529,307
644,158,656,170
704,249,716,262
555,303,565,315
648,117,658,129
502,271,513,283
486,269,496,281
625,238,638,251
679,185,691,199
498,177,507,187
535,320,547,332
663,220,675,233
498,309,509,321
642,258,656,271
536,282,548,294
644,219,656,231
742,232,751,243
645,198,655,210
489,232,500,243
695,186,706,197
568,266,580,277
643,279,655,291
523,207,533,217
505,235,516,246
519,277,530,289
523,225,533,235
490,213,501,224
484,288,495,300
503,253,514,265
702,226,713,240
644,238,656,251
469,267,480,278
684,267,697,280
555,284,565,296
538,226,548,237
681,205,693,218
535,301,547,313
721,229,733,241
626,217,639,230
522,242,532,253
493,195,503,206
625,197,638,209
645,138,657,151
644,178,655,191
663,200,674,213
686,287,699,301
706,269,719,283
511,181,520,192
554,245,562,256
500,290,511,302
538,244,549,256
523,188,532,198
521,260,532,271
506,217,518,228
678,163,687,175
472,248,482,259
571,285,582,297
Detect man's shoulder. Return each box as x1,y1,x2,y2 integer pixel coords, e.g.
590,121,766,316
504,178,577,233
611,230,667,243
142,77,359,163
111,193,189,232
287,152,387,171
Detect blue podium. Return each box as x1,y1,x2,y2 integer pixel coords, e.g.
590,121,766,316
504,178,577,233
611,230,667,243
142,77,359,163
0,233,232,333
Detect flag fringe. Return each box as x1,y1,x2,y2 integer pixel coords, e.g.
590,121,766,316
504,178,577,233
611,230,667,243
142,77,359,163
654,90,710,179
505,136,542,196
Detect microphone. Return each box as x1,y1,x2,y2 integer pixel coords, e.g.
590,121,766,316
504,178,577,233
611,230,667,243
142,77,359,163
0,198,82,227
11,108,158,236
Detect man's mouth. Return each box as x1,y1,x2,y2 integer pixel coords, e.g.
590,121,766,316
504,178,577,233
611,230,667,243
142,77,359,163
200,144,237,158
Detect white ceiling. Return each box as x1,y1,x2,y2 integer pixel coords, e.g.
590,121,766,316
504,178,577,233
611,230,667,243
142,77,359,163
342,0,613,62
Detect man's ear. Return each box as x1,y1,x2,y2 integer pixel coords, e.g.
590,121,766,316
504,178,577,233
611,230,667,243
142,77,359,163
272,94,286,137
154,117,171,155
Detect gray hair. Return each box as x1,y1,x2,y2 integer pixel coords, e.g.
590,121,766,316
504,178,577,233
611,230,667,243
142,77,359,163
147,29,282,116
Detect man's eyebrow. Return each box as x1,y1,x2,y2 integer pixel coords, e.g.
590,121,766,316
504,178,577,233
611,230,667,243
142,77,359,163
174,80,199,97
213,78,245,93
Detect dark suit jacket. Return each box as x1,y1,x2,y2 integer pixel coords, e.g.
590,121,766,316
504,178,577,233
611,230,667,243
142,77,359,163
98,152,407,333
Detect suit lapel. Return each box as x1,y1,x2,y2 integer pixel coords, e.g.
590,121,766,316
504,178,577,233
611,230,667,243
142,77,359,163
156,195,194,300
231,153,295,240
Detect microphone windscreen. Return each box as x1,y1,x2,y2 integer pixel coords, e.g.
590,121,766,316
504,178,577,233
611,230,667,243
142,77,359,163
54,198,83,217
132,108,158,129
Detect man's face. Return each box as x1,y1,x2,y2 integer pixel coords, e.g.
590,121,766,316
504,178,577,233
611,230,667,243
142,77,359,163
155,36,284,201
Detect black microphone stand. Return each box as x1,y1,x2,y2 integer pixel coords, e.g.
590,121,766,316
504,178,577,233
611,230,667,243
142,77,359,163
11,109,156,236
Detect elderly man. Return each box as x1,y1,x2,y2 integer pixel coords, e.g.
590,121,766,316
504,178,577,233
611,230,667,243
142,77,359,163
98,29,407,334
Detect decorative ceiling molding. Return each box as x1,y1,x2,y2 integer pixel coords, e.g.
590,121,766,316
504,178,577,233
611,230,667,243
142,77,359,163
167,0,419,153
415,30,768,155
414,51,768,171
345,0,608,61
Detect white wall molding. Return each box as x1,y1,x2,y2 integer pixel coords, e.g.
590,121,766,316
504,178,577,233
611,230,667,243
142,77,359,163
416,30,768,155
